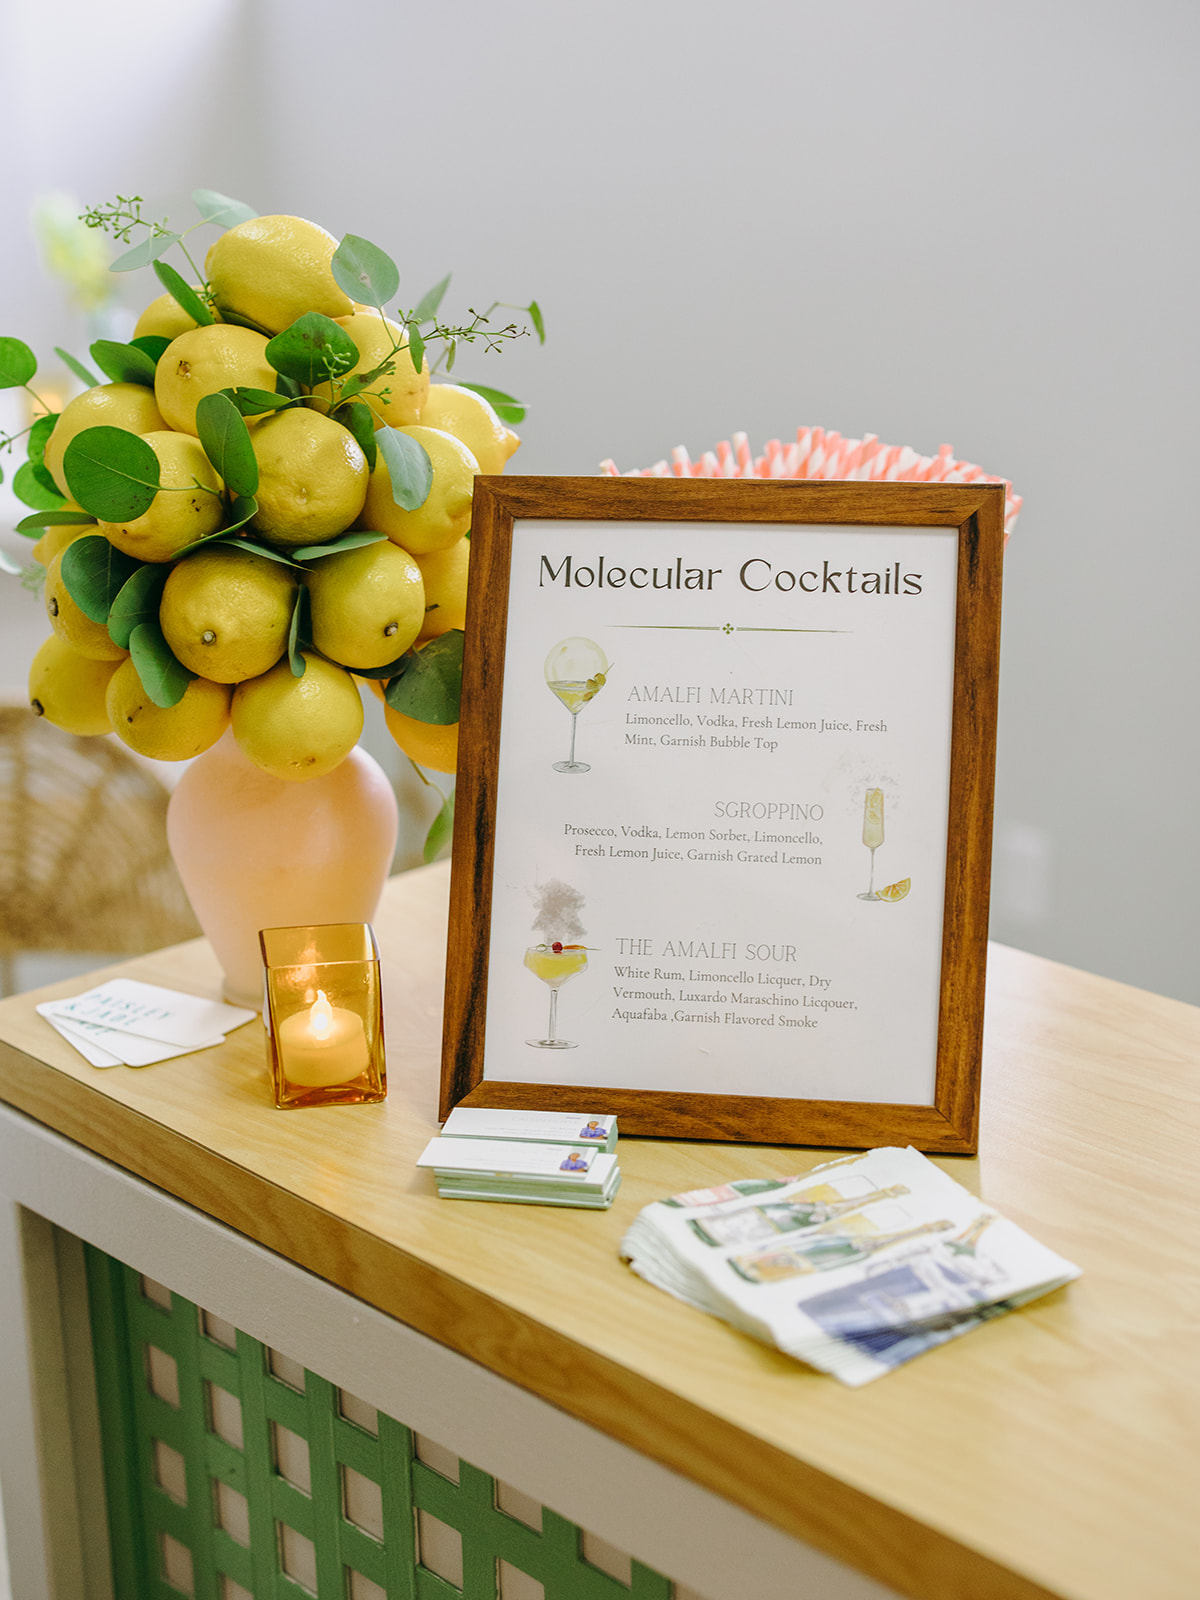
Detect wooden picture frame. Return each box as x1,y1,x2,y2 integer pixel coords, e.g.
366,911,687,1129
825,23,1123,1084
440,478,1004,1152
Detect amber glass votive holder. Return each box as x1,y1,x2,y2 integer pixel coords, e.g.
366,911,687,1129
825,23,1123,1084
259,923,387,1110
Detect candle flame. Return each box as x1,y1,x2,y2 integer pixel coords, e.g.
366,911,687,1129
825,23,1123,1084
310,990,333,1040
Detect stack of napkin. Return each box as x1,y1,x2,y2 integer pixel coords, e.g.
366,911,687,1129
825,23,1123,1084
38,978,256,1067
621,1146,1080,1385
418,1108,620,1208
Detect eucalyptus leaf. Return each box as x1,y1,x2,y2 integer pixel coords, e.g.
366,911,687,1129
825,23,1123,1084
208,534,302,567
111,231,183,273
445,337,457,373
407,322,425,375
274,374,301,399
129,620,194,708
332,234,400,308
456,381,526,425
153,260,215,326
0,337,36,388
192,189,258,228
61,536,142,624
331,400,377,472
220,494,260,538
413,274,451,323
216,306,273,336
195,392,258,497
339,359,393,401
349,652,414,681
287,585,311,676
107,563,168,650
177,489,262,547
384,629,463,724
528,300,546,343
26,412,58,468
291,530,386,561
376,426,432,512
220,385,290,416
13,460,66,511
130,334,172,364
89,339,157,387
423,788,455,863
265,313,358,387
54,347,99,389
15,509,97,533
63,426,160,521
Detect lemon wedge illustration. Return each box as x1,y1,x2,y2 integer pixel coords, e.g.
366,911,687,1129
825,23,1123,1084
877,879,911,902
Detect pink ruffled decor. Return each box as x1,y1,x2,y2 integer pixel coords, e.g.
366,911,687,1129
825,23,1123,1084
601,428,1021,542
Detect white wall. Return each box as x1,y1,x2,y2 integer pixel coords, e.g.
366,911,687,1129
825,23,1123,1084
1,0,1196,1000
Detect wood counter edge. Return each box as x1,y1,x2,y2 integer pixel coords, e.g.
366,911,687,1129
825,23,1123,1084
0,1040,1056,1600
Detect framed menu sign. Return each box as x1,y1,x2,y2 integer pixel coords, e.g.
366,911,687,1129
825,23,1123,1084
440,478,1004,1151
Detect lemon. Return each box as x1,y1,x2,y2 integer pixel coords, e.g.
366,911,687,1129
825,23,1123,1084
383,701,458,774
44,551,128,661
32,505,92,566
232,652,364,781
154,325,276,435
415,537,470,639
419,384,520,475
42,383,167,497
250,409,368,547
160,547,298,683
876,879,911,902
28,636,119,735
134,290,210,342
205,214,353,334
310,312,429,427
100,432,225,562
106,658,232,760
360,426,478,555
306,539,424,670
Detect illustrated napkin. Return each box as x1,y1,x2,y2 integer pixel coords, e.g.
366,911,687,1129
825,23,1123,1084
621,1147,1080,1386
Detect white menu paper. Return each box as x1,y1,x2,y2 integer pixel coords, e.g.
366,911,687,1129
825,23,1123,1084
481,519,959,1107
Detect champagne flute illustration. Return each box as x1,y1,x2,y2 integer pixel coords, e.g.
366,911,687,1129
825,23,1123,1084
545,637,608,773
524,942,589,1048
858,787,884,901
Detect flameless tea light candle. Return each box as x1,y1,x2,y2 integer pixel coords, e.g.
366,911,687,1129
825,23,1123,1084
259,923,386,1110
277,990,367,1087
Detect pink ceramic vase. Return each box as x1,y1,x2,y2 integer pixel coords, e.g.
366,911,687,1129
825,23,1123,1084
166,731,399,1007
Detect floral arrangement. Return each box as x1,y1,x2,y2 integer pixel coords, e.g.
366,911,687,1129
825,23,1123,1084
0,188,542,855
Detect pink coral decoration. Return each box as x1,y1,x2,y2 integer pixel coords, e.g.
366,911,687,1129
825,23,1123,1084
600,428,1021,541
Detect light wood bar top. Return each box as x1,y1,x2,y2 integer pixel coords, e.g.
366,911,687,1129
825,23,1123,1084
0,862,1196,1600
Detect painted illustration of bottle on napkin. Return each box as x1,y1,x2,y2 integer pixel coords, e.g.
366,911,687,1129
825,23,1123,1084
729,1217,957,1284
544,637,609,773
857,787,910,903
524,879,592,1050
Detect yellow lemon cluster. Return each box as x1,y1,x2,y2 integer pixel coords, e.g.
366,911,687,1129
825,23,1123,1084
30,213,518,782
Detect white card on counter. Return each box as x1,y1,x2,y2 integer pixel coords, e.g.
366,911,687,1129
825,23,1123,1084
417,1136,608,1180
45,979,255,1048
37,1005,225,1067
440,1108,616,1146
38,1009,124,1067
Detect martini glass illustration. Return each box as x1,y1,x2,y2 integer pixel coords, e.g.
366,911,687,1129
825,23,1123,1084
524,943,589,1048
858,787,884,901
545,637,608,773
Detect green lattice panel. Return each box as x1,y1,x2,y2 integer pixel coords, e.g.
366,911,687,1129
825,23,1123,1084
84,1246,675,1600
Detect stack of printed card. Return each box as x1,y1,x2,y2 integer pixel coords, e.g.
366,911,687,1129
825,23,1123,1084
621,1146,1081,1385
37,978,257,1068
418,1109,620,1208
